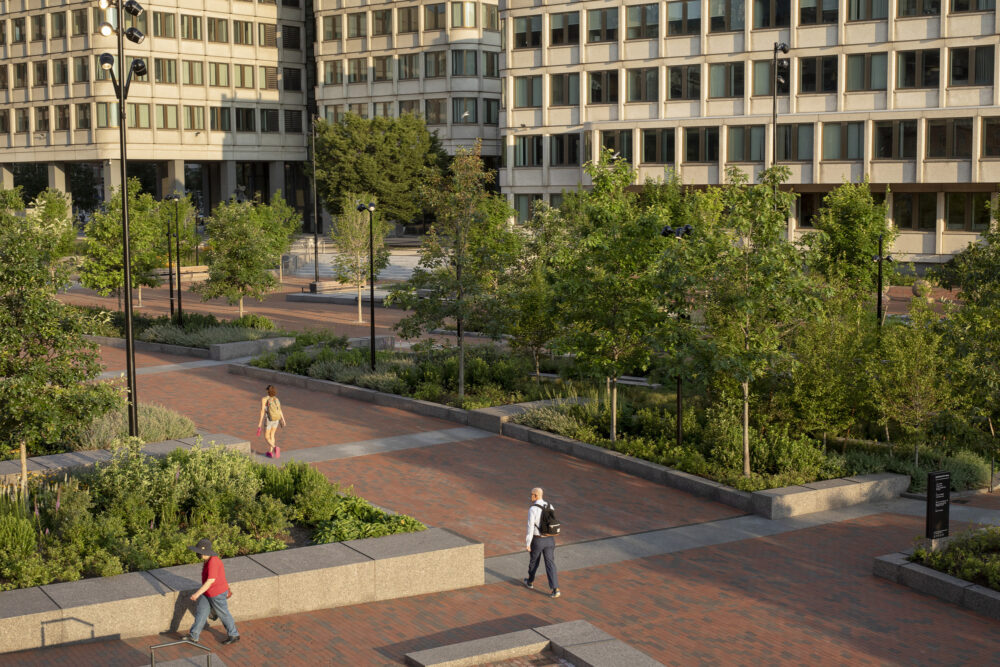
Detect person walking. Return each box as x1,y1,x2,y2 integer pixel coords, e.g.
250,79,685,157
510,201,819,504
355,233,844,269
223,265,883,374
257,385,286,458
523,487,560,598
183,538,240,646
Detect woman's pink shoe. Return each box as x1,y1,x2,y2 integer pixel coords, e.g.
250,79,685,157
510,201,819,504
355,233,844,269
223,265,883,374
266,451,273,458
275,447,281,458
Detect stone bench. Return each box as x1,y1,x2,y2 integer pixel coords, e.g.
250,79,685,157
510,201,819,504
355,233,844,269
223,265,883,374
0,528,483,654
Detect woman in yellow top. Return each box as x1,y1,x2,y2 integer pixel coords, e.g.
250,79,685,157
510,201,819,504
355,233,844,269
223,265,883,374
257,385,286,458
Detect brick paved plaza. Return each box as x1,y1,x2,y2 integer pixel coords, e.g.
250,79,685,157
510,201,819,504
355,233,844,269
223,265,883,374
5,285,998,665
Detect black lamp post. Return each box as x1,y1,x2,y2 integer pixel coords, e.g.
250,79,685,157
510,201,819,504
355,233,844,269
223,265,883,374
661,224,692,449
771,42,789,170
357,202,376,371
98,0,146,438
312,117,320,284
164,199,175,318
873,232,893,328
164,194,185,325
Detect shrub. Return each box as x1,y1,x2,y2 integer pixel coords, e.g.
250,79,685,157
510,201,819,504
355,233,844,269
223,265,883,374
912,526,1000,592
75,403,195,451
139,324,278,348
356,371,408,395
229,313,276,331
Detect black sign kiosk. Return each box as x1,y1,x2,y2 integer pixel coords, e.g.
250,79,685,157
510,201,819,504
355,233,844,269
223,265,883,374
926,471,951,540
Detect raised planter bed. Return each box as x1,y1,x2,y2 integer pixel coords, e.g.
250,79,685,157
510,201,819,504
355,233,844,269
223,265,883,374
873,550,1000,621
86,334,295,361
0,527,483,654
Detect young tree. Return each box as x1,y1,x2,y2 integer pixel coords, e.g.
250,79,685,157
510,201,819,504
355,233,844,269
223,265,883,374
79,178,162,308
314,114,449,223
196,195,299,316
27,188,76,259
329,192,392,323
391,142,518,400
0,190,120,491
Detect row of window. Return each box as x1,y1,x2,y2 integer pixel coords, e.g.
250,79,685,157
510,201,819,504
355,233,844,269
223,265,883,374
510,47,994,107
321,50,498,84
323,97,500,124
0,59,294,91
0,12,285,48
0,103,305,133
505,117,1000,168
320,3,498,39
510,0,995,48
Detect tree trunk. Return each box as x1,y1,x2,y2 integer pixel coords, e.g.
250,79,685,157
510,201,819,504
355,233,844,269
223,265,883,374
458,316,465,400
357,282,363,323
19,440,27,496
117,288,122,311
239,297,244,317
885,423,891,445
605,377,610,406
533,351,540,383
742,381,751,477
137,285,142,308
610,378,618,442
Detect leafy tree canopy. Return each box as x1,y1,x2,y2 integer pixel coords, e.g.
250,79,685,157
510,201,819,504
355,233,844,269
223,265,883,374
932,226,1000,308
330,193,392,323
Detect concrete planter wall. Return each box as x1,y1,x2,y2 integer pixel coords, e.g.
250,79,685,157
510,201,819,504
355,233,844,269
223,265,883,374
85,335,295,361
0,528,483,654
874,550,1000,621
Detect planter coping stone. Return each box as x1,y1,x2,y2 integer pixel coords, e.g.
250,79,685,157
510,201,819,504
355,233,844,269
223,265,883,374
247,541,371,575
534,620,616,646
344,527,476,561
41,571,168,609
149,556,275,592
0,587,60,620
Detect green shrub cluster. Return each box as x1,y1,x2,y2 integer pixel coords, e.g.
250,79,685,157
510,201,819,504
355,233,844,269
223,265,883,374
139,324,281,348
0,441,423,591
912,527,1000,592
72,306,277,342
75,402,196,452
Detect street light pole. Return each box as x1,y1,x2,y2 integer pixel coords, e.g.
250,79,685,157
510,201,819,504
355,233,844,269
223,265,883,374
165,201,175,318
357,202,376,371
312,116,320,284
874,232,893,328
661,223,692,449
174,196,183,325
771,42,789,171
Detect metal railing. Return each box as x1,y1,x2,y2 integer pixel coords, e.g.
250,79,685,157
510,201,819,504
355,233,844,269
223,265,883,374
149,638,213,666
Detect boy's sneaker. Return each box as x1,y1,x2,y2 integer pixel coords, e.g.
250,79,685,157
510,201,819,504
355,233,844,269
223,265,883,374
550,589,561,598
522,578,533,589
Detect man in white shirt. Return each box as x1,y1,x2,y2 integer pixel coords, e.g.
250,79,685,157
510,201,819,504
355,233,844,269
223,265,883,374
523,487,560,598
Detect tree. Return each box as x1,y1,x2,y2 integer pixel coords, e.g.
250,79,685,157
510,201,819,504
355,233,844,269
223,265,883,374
0,190,119,492
550,151,667,441
26,188,76,259
695,167,819,476
391,142,518,400
314,113,449,223
196,194,300,316
801,179,894,293
932,226,1000,309
329,192,392,323
157,193,200,270
79,178,162,308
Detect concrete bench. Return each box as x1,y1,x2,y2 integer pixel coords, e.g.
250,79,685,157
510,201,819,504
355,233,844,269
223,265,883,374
302,280,343,293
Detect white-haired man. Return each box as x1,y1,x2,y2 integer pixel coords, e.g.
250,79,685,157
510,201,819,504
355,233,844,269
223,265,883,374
523,487,560,598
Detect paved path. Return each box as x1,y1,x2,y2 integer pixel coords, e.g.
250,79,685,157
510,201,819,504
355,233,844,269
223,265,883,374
5,351,1000,665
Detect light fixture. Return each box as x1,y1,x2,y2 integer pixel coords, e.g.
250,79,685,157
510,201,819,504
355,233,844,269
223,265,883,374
776,42,790,54
123,0,144,16
100,22,114,36
125,26,144,44
99,52,115,70
98,0,110,9
130,59,147,77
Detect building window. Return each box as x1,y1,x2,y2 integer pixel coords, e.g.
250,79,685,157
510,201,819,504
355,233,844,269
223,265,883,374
372,102,391,118
669,65,701,99
452,2,478,27
181,15,202,40
96,102,119,128
602,130,633,163
898,0,940,16
426,98,446,124
74,57,89,83
371,56,391,81
754,0,790,27
73,9,89,36
425,51,446,78
348,103,368,118
588,8,618,42
14,63,27,88
124,103,147,128
846,53,887,91
983,117,1000,156
728,126,766,162
513,194,542,223
35,107,50,132
873,120,917,159
32,15,45,41
514,16,542,48
642,129,675,164
589,70,619,104
235,107,255,132
551,12,580,44
710,0,745,32
800,56,838,93
156,104,177,129
346,12,366,38
893,192,937,230
285,109,303,132
12,18,25,43
484,52,499,77
927,118,973,158
34,62,48,88
210,107,231,131
945,192,991,231
0,110,8,134
709,62,744,98
848,0,889,20
345,59,366,84
484,5,500,30
324,61,344,85
207,17,228,43
800,0,838,22
16,108,30,132
261,66,278,89
283,67,301,90
372,9,391,36
155,58,177,84
453,97,477,123
52,13,67,39
951,46,994,86
951,0,995,12
399,99,421,116
753,59,789,95
627,4,659,39
425,4,447,30
185,105,205,130
551,73,580,106
259,23,277,47
0,65,5,90
550,133,581,166
897,49,940,88
514,136,544,166
822,122,864,160
686,127,720,162
209,62,229,87
776,124,814,161
452,50,477,76
52,59,69,85
322,15,342,40
76,103,91,129
183,60,204,85
237,20,257,44
234,64,254,88
398,8,418,33
515,75,543,107
627,68,658,102
484,98,500,124
399,54,419,80
153,12,176,38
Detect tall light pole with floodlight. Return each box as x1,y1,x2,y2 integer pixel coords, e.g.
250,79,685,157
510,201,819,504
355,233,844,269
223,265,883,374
772,42,790,171
312,116,320,286
356,201,376,371
98,0,147,437
164,194,185,325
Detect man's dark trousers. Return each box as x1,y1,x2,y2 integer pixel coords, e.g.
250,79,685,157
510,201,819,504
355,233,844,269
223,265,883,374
527,535,558,590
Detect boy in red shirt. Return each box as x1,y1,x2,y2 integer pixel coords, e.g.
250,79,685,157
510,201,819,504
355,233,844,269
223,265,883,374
183,538,240,645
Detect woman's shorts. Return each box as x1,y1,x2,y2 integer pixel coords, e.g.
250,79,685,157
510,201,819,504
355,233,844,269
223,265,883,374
265,419,279,430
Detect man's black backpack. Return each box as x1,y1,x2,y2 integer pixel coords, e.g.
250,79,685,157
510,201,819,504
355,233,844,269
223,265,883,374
535,501,561,536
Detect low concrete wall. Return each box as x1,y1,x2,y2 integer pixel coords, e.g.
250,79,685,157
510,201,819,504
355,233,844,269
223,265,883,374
0,527,483,654
84,335,209,359
874,549,1000,621
467,398,589,435
751,473,911,520
208,336,295,361
0,434,250,485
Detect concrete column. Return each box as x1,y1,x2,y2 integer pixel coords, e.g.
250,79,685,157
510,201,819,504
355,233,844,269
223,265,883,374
164,159,185,197
268,160,284,201
47,162,67,193
0,164,13,190
219,160,238,202
102,160,122,201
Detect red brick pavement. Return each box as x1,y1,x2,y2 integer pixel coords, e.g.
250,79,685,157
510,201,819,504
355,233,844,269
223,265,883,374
961,492,1000,510
4,512,998,667
98,346,207,371
314,437,744,557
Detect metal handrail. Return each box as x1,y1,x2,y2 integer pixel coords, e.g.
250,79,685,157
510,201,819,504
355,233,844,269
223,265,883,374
149,639,213,667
